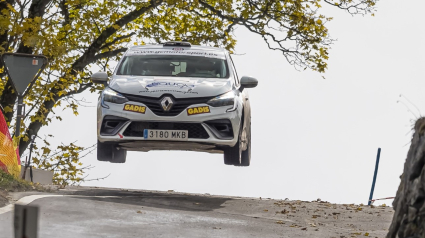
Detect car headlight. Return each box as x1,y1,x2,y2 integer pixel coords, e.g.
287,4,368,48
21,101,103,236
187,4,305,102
207,91,236,107
102,87,129,104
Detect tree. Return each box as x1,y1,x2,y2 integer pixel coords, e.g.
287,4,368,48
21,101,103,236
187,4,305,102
31,137,99,186
0,0,377,158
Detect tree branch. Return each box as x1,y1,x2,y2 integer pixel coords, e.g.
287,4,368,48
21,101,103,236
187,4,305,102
100,33,136,50
58,0,69,26
92,48,128,62
61,83,93,98
16,0,52,54
18,1,164,155
323,0,377,15
71,0,163,71
1,0,52,122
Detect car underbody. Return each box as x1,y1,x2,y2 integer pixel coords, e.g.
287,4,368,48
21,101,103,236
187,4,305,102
114,140,225,154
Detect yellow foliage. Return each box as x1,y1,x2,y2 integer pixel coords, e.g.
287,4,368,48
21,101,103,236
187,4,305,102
0,0,377,183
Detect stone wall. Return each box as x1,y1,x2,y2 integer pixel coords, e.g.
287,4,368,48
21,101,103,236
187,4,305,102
387,118,425,238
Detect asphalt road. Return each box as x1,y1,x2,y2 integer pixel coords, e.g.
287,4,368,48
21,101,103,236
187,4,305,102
0,187,393,238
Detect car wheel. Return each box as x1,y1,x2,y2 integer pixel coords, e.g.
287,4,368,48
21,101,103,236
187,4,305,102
237,122,251,167
223,141,241,165
111,147,127,163
223,119,245,166
97,140,113,162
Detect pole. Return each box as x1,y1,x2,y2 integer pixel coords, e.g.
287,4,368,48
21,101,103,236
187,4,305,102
15,96,23,138
28,135,35,182
21,156,28,180
368,148,381,205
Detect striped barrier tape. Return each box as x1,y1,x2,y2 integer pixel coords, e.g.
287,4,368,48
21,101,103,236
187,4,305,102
0,109,21,176
369,197,395,204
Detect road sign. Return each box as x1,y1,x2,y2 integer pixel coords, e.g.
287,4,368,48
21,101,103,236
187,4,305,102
14,204,39,238
1,53,48,137
1,53,48,96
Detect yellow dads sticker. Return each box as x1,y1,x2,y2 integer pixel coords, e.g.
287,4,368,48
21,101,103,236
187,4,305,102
187,106,210,116
123,104,146,114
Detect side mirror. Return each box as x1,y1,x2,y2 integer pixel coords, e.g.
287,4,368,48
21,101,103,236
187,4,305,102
91,72,108,85
240,76,258,91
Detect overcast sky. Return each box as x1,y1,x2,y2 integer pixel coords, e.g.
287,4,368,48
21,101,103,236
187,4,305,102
36,0,425,205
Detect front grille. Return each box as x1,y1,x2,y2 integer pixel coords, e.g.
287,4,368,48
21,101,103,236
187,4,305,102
123,122,209,139
122,93,213,116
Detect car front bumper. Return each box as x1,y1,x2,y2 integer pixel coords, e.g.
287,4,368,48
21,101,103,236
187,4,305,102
97,99,242,152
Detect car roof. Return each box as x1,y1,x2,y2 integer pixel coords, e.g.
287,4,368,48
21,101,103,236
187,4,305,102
129,44,227,53
126,43,228,59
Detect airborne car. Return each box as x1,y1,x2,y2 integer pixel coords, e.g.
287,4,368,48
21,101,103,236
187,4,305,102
92,41,258,166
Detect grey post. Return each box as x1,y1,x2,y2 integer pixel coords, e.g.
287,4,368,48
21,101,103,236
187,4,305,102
14,204,39,238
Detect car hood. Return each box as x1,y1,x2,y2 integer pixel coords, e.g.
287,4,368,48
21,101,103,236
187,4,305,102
109,76,233,98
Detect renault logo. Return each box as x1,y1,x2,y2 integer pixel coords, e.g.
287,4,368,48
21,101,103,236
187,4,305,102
161,97,174,111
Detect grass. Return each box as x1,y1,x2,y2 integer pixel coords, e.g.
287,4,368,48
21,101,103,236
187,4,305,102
0,169,34,207
0,169,33,192
0,169,52,207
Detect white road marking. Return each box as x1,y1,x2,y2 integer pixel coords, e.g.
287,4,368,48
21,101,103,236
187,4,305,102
0,194,120,215
0,195,64,215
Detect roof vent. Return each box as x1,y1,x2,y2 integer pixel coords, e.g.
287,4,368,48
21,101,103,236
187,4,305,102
163,41,191,47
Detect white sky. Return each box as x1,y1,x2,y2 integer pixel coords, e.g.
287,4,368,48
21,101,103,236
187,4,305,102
36,0,425,205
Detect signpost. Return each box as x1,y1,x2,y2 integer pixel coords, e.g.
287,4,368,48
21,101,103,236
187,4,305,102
1,53,46,238
1,53,48,137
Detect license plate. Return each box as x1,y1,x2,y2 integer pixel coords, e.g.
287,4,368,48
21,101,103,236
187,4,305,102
143,129,189,141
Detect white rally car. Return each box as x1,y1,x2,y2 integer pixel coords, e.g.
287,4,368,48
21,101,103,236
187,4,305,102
92,41,258,166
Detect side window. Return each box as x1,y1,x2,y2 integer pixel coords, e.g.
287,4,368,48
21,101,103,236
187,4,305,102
118,57,129,75
228,54,239,86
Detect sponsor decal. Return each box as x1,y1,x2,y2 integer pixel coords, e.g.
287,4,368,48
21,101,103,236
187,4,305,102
123,104,146,114
127,50,225,59
146,82,195,89
173,48,184,51
187,106,210,116
139,89,198,95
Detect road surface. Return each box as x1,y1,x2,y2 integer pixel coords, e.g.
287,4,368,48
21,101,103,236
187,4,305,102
0,186,393,238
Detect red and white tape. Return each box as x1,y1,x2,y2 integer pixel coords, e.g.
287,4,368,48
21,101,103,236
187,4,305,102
369,197,395,204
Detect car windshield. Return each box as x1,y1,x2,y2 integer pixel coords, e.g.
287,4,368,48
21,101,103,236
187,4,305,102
116,55,229,78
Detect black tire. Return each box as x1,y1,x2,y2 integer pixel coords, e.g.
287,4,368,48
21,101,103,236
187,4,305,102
97,141,127,163
223,118,245,166
223,140,241,165
238,122,251,167
97,140,113,162
111,147,127,163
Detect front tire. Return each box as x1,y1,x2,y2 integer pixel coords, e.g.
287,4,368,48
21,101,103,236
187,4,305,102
111,147,127,163
224,117,251,166
223,140,241,165
97,141,127,163
238,122,251,167
97,140,112,162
